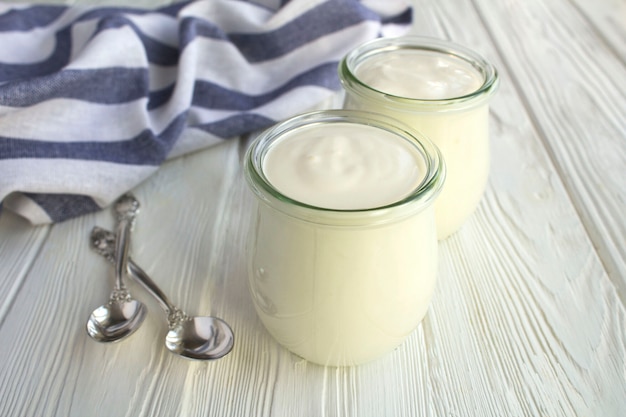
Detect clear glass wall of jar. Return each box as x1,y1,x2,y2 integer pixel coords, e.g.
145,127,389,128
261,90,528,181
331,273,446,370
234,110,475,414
339,36,499,239
244,110,445,366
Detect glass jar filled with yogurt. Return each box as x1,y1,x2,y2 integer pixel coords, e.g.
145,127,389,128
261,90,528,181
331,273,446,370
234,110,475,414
244,110,445,366
339,36,499,239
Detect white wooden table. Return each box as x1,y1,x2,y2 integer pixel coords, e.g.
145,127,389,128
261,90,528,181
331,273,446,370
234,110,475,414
1,0,624,416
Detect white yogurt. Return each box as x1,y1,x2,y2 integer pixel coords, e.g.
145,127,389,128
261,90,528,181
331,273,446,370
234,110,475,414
340,37,498,239
263,123,424,210
357,49,483,100
244,111,444,366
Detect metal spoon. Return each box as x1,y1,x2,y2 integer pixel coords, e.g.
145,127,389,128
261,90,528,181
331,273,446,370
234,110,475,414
90,227,234,360
86,194,147,342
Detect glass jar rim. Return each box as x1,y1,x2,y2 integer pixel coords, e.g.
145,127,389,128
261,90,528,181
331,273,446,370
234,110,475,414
339,36,499,110
244,110,446,226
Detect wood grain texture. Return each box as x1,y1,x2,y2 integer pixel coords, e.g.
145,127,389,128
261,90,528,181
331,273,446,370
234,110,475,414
0,0,624,416
411,1,626,415
0,213,49,323
472,0,626,297
569,0,626,61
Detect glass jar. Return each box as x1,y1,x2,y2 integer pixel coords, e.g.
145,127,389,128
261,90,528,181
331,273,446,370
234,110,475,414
339,36,499,239
244,110,445,366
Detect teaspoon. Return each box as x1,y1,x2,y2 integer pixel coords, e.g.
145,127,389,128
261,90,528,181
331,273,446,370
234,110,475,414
86,194,147,342
90,227,234,360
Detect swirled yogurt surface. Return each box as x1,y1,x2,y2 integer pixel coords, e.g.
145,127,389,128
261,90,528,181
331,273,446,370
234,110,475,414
355,49,483,99
262,122,425,210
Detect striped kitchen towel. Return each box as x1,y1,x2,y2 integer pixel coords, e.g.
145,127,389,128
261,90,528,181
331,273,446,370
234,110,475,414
0,0,411,224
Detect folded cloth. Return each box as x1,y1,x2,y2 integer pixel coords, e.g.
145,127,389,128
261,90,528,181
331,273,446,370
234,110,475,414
0,0,411,224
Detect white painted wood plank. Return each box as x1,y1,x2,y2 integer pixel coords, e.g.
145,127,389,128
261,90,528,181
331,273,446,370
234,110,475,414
569,0,626,60
0,212,49,323
472,0,626,296
410,0,626,416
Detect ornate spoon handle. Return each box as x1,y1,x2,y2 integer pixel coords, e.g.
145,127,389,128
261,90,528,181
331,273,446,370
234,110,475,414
90,226,189,328
112,194,140,294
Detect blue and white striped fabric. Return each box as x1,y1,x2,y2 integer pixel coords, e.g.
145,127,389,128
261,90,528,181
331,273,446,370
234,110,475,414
0,0,411,224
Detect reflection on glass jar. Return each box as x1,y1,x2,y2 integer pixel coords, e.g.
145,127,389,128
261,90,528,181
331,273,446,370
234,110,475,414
244,110,445,366
339,36,499,239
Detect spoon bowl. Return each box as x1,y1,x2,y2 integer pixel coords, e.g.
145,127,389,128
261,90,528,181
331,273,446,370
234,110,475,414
165,316,234,360
87,296,147,342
